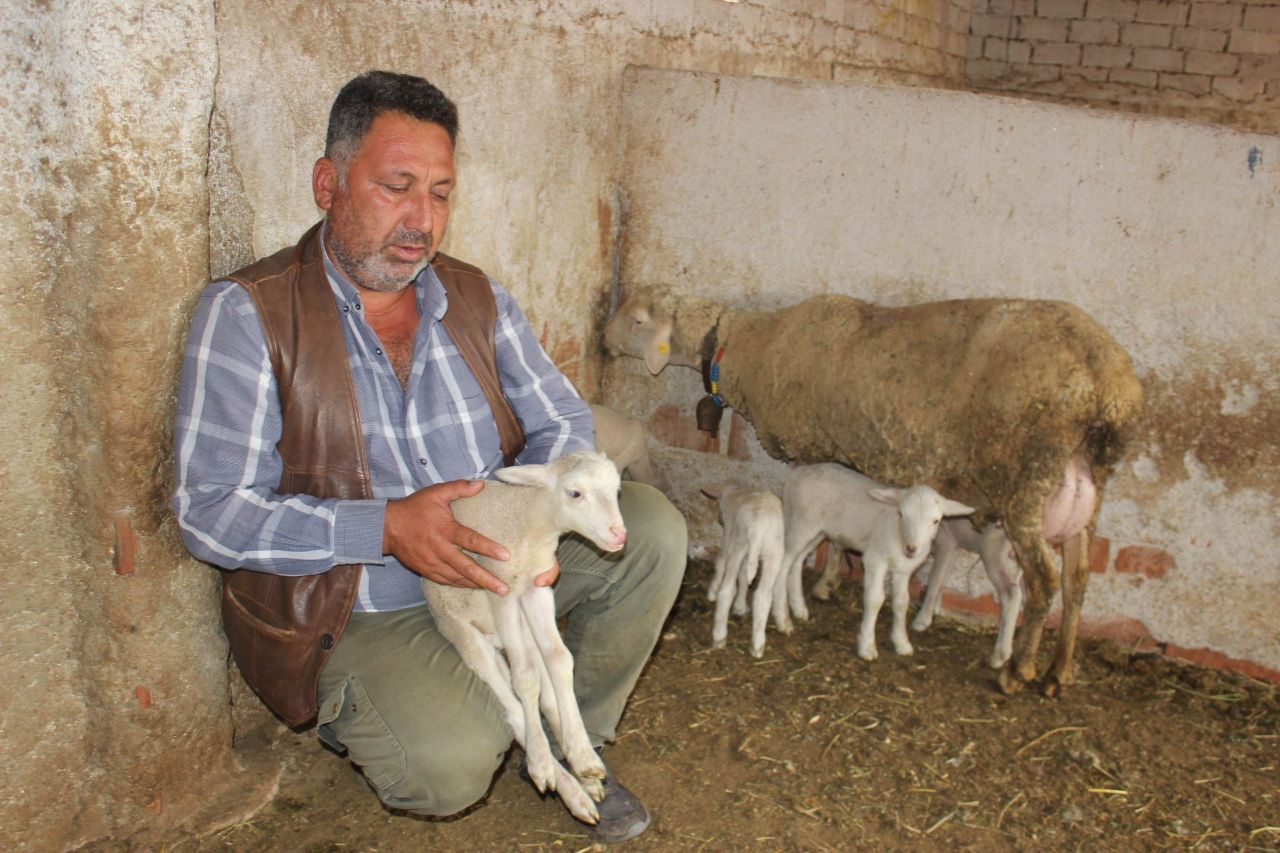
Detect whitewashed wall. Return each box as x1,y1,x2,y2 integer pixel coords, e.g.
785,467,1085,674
606,66,1280,676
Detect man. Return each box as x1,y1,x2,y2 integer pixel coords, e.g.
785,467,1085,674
173,70,685,844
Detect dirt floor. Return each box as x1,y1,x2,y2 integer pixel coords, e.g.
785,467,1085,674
172,559,1277,852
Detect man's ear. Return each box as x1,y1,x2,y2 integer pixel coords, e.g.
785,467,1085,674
313,157,338,211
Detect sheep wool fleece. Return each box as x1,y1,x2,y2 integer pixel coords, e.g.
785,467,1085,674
315,481,686,815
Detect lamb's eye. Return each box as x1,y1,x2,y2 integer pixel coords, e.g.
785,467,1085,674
567,489,583,499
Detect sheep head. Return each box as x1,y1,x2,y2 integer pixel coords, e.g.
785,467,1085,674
496,450,627,552
603,294,675,375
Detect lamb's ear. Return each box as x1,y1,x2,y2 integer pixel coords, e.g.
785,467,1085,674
868,487,902,506
495,463,552,488
644,318,673,375
943,499,976,517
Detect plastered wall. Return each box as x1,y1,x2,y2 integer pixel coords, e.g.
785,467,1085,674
603,65,1280,682
3,0,1275,848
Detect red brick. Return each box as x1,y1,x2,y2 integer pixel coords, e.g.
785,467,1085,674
1173,25,1229,49
1132,45,1186,69
1114,544,1175,578
1089,534,1111,572
1164,644,1280,683
134,686,153,709
113,514,137,576
648,404,719,453
1084,43,1135,64
1122,21,1174,44
1019,17,1069,39
1072,18,1122,40
1188,1,1243,29
1136,0,1188,25
940,590,1004,617
1033,40,1084,62
726,411,751,461
1243,5,1280,31
1185,48,1240,74
1042,0,1088,17
1230,28,1280,52
1088,0,1139,20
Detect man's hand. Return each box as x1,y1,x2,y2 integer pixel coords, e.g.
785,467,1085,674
534,558,560,588
383,480,511,594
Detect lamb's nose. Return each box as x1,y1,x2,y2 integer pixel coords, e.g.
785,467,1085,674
904,545,917,557
611,525,627,546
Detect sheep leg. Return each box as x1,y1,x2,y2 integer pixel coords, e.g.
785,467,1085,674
734,539,760,617
999,533,1060,694
984,539,1023,669
810,539,842,601
518,587,607,786
1042,528,1089,697
888,563,915,656
753,535,810,658
785,542,811,624
857,557,889,661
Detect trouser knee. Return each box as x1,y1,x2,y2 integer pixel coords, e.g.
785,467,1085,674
388,741,509,816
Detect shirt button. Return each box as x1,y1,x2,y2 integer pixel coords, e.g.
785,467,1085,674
342,305,350,313
375,347,383,355
418,458,428,465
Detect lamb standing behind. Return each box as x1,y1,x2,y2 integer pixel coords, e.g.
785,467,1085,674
700,483,786,657
912,520,1024,669
773,463,974,661
422,450,626,824
603,289,1143,695
589,403,669,492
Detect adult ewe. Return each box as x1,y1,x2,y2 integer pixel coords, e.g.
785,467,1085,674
602,289,1143,696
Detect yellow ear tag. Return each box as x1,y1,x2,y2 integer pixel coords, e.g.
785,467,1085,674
657,343,670,354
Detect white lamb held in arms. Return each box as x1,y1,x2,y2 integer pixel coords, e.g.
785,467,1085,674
700,482,786,657
422,450,626,825
776,463,975,661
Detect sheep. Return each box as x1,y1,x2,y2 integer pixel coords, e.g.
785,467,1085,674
770,463,974,660
422,450,626,825
700,482,787,657
602,288,1143,695
590,403,670,492
813,519,1024,669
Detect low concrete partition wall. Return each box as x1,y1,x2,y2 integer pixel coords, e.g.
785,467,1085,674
604,65,1280,679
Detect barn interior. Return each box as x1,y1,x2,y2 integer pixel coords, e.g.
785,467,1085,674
3,1,1278,849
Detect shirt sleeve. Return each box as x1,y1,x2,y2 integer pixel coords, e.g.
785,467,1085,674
171,280,387,575
490,281,596,465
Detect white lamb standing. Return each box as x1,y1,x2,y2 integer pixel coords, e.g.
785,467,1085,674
700,483,786,657
422,450,626,825
812,518,1025,669
776,463,975,661
912,519,1025,669
590,403,670,492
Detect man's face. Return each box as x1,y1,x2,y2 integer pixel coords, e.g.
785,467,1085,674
313,111,456,293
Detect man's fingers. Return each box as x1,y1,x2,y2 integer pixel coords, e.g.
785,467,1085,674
455,525,510,562
443,545,507,595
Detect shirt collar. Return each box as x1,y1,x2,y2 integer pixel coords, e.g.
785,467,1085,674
318,219,447,321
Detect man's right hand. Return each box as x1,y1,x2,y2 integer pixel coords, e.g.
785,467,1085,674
382,480,511,594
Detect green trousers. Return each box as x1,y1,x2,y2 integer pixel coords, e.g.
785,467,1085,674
316,481,687,815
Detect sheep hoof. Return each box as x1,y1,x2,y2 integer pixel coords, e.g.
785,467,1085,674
997,665,1028,695
988,652,1010,670
911,615,931,632
749,644,764,659
732,603,749,617
711,636,727,650
893,643,914,656
811,587,831,602
857,646,877,662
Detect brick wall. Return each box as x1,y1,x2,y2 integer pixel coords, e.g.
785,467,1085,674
966,0,1280,131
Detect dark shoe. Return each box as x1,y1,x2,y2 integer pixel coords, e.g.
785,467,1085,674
588,766,651,844
516,749,651,843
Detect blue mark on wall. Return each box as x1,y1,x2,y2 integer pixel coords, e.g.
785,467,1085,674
1247,146,1262,177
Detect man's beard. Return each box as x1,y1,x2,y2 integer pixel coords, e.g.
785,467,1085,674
327,224,433,293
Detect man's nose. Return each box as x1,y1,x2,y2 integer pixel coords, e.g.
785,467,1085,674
404,192,435,236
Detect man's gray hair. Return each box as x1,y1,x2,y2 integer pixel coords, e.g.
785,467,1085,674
325,70,459,169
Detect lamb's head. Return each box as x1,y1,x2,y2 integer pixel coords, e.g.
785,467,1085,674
602,294,675,375
496,450,627,552
870,485,975,560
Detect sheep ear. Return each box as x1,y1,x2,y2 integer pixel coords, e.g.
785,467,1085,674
868,487,902,506
943,499,976,517
644,318,673,375
495,463,552,488
701,482,728,499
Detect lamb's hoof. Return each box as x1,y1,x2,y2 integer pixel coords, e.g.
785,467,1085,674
811,587,831,602
910,616,931,633
893,643,914,657
1039,670,1071,698
581,776,605,802
988,651,1011,670
707,590,718,602
555,769,600,824
792,605,811,622
749,643,764,659
731,603,749,617
857,646,878,662
711,636,727,650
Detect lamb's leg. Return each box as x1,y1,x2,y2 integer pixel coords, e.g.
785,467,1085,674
490,597,560,794
732,539,759,617
810,538,842,601
784,538,811,624
857,557,890,661
913,536,957,632
753,534,810,658
711,541,747,649
983,535,1023,669
1043,528,1089,697
518,587,607,786
707,551,727,602
888,562,915,656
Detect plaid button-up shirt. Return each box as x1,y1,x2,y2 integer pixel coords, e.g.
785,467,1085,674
172,243,593,612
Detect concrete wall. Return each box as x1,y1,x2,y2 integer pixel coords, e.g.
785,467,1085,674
3,0,1275,848
605,65,1280,681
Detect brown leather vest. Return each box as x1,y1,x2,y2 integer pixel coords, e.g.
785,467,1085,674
219,221,525,727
